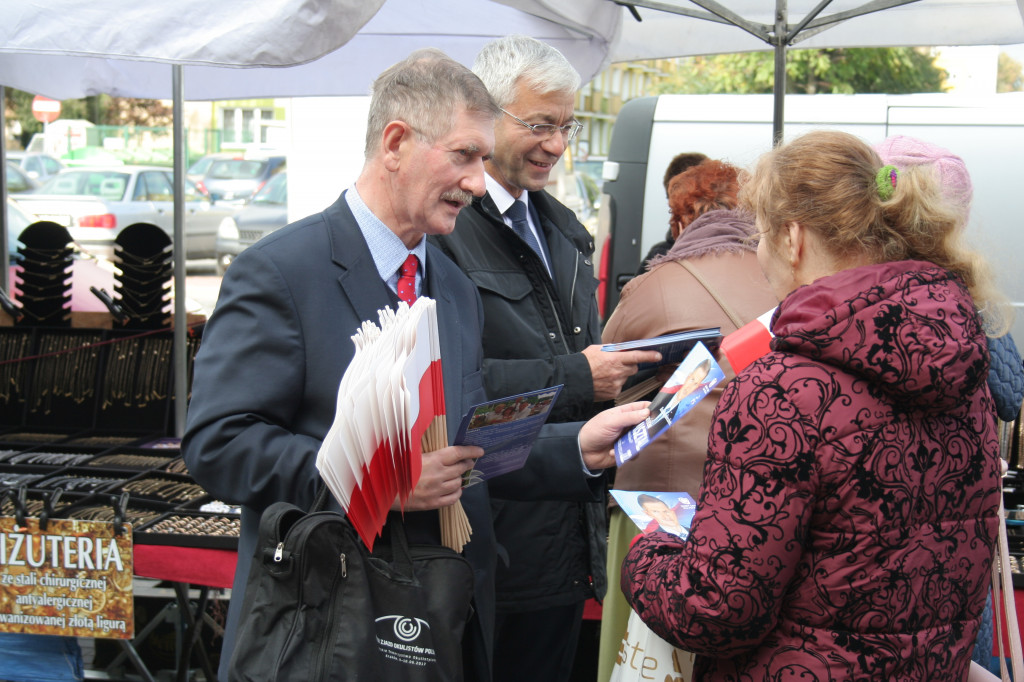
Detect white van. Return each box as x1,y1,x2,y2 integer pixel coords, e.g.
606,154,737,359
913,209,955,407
595,93,1024,346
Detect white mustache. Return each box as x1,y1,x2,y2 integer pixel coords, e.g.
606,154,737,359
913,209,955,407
441,189,473,207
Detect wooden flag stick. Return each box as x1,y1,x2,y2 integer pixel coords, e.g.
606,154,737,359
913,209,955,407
422,414,472,552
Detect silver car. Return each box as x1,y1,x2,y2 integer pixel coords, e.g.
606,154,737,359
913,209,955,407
6,196,37,259
6,161,41,194
189,154,286,205
14,166,235,260
214,170,288,274
6,151,65,182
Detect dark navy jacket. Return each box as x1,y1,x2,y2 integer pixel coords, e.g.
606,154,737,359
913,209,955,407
183,191,602,680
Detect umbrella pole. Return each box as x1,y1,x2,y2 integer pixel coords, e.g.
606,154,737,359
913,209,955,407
772,0,787,146
172,65,188,437
1,87,8,294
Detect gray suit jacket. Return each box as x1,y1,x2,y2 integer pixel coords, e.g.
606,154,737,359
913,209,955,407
183,191,600,680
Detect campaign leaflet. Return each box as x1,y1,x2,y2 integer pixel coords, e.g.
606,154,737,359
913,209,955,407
613,341,724,466
610,489,697,540
453,385,563,485
602,327,721,371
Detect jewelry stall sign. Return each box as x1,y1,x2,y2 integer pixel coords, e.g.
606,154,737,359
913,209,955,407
0,516,134,639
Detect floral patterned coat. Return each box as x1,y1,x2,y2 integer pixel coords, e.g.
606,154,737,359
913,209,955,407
622,260,1001,681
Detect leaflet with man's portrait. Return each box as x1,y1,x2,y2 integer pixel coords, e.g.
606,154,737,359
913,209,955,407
613,341,724,466
610,489,697,540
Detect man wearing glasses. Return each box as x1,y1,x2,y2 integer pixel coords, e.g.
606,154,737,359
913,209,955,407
432,35,654,682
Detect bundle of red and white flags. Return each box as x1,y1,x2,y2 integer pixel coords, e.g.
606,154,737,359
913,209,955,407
316,297,454,550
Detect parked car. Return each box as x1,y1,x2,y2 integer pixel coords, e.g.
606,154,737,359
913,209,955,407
547,157,598,236
6,197,37,260
6,151,65,181
187,153,285,204
6,161,40,194
13,166,235,260
214,170,288,274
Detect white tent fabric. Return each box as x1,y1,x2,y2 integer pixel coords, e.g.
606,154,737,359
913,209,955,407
0,0,621,100
611,0,1024,62
4,0,1024,105
4,0,386,69
4,0,1023,102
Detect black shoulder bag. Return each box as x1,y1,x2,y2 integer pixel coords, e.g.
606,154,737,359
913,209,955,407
227,489,475,682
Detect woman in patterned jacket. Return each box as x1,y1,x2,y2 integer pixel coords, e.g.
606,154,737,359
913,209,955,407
621,130,1006,681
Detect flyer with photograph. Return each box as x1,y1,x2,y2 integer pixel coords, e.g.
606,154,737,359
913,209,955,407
613,341,724,466
453,385,563,485
610,489,697,540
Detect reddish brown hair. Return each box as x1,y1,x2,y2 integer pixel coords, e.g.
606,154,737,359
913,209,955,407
667,159,740,238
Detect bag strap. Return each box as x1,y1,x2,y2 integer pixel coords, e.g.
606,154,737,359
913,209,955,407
312,482,331,512
386,513,416,579
994,490,1024,681
309,482,416,578
678,260,746,330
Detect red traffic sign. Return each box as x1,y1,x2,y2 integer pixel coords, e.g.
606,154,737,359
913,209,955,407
31,95,61,124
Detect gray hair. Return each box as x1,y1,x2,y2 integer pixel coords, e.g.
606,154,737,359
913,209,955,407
364,48,500,158
472,35,581,108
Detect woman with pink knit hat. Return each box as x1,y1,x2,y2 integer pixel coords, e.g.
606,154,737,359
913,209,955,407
875,134,1023,674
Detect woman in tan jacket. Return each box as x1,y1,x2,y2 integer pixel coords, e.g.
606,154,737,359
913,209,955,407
597,159,778,680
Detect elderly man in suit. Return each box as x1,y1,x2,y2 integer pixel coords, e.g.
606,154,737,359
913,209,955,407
183,48,648,681
432,36,659,681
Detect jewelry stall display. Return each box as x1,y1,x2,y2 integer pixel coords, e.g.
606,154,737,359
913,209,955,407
68,501,163,527
95,332,176,434
0,254,244,562
112,224,173,330
162,457,189,475
0,489,81,519
119,475,207,506
0,429,70,446
86,453,175,471
0,451,94,466
0,470,45,489
0,330,33,424
136,512,241,549
35,472,133,495
24,330,103,429
65,434,143,448
12,221,75,328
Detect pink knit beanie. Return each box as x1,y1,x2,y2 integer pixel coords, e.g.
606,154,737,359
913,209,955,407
873,135,973,218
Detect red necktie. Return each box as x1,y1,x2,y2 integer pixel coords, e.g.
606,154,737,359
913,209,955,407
397,253,418,305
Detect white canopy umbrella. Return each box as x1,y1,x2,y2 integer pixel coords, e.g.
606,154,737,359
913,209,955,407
0,0,620,99
612,0,1024,60
0,0,623,435
608,0,1024,141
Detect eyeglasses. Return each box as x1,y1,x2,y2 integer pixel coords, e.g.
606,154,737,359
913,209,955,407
501,109,583,141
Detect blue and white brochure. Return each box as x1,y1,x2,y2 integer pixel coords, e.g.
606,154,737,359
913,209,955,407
454,385,563,485
613,341,724,466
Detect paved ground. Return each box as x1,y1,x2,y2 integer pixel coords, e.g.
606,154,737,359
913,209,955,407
183,260,223,317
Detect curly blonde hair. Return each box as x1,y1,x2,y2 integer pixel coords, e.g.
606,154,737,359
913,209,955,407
739,129,1011,336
